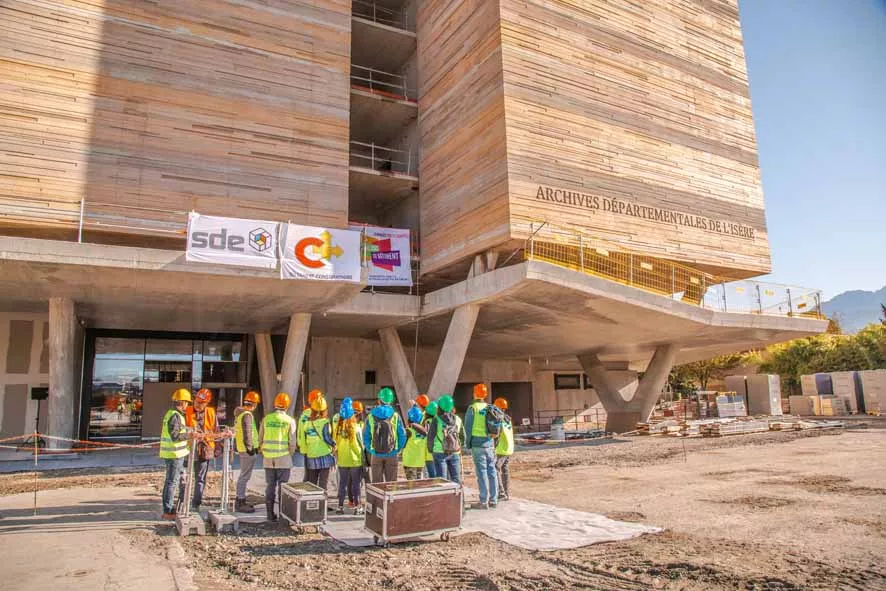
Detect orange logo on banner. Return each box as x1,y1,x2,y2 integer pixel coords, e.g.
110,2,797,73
294,230,344,269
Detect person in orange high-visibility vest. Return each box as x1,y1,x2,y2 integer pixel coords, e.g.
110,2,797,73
184,388,218,511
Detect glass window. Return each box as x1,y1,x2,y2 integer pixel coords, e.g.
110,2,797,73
145,339,193,361
202,340,242,362
89,338,145,439
554,373,582,390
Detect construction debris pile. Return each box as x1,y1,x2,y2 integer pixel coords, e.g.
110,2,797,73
635,416,845,438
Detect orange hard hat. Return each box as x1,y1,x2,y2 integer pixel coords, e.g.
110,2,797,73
472,383,488,399
415,394,430,409
244,391,261,406
274,392,291,410
494,397,508,410
352,400,364,412
308,389,322,404
195,388,212,404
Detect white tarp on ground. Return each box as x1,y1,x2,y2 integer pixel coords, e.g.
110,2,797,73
320,495,660,551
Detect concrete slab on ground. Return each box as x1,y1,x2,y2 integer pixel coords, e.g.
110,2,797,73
0,486,194,591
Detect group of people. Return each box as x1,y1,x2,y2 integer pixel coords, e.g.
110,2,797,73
158,383,515,521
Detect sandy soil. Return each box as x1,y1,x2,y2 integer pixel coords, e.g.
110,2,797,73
5,427,886,590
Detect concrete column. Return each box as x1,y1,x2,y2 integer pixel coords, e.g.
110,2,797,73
255,332,278,413
48,297,77,449
634,344,678,420
579,344,678,433
427,303,480,398
378,327,419,412
278,313,311,415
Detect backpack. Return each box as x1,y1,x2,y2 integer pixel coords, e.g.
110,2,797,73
371,415,396,454
439,414,461,454
485,403,505,437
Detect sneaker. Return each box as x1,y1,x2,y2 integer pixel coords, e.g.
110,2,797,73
335,506,345,515
161,512,177,520
489,502,498,509
471,502,489,510
235,500,255,513
355,506,365,516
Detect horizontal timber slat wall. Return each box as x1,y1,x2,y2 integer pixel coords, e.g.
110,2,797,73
502,0,770,278
0,0,352,235
416,0,512,275
417,0,771,279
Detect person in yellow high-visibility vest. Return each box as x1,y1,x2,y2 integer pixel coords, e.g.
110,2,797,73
464,383,499,509
259,392,297,522
493,397,514,502
333,397,364,514
403,405,429,480
303,394,336,490
160,388,192,520
233,390,261,513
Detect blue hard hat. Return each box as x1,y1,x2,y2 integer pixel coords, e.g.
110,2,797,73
339,397,354,420
407,405,423,424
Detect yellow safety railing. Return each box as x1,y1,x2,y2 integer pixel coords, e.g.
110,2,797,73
517,217,823,319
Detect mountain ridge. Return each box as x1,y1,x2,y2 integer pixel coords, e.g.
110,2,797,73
822,285,886,333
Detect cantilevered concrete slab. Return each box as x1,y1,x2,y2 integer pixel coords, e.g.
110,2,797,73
408,260,826,368
0,237,363,332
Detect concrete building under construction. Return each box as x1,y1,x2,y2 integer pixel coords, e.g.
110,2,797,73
0,0,826,443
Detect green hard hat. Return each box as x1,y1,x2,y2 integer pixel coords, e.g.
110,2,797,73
425,401,439,416
378,387,395,404
437,395,454,413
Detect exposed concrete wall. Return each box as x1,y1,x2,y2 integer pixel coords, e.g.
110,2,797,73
0,312,51,438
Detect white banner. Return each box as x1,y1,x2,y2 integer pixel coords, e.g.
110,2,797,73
352,225,413,286
281,224,362,282
186,213,279,269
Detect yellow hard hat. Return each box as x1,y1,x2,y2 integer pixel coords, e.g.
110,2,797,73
310,396,328,413
172,388,192,403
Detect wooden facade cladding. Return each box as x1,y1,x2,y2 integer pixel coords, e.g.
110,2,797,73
416,0,512,275
0,0,352,231
418,0,771,278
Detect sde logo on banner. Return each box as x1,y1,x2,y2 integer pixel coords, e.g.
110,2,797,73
190,227,273,253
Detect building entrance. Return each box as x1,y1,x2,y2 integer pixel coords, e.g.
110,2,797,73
491,382,534,430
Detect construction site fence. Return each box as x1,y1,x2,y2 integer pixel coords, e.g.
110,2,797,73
518,408,607,433
519,219,823,319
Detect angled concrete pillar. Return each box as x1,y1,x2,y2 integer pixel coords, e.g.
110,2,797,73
427,304,480,398
279,313,311,415
48,297,77,449
255,332,278,413
378,327,419,412
579,344,678,433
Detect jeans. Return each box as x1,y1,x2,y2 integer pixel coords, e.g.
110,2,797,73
304,467,331,491
370,455,399,483
162,458,185,514
236,453,257,500
337,467,362,507
496,455,511,498
190,457,211,509
425,460,439,479
432,452,462,484
404,467,423,480
472,447,498,505
265,468,291,516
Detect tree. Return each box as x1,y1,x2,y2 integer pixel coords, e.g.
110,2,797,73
675,353,745,391
826,316,842,335
881,303,886,326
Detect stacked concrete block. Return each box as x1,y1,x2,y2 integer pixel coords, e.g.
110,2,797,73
829,371,860,414
789,395,819,416
819,396,847,417
859,369,886,415
800,374,817,396
746,374,783,416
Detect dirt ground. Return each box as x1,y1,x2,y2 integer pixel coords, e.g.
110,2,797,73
4,427,886,590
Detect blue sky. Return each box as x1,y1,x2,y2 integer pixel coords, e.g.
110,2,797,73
739,0,886,299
